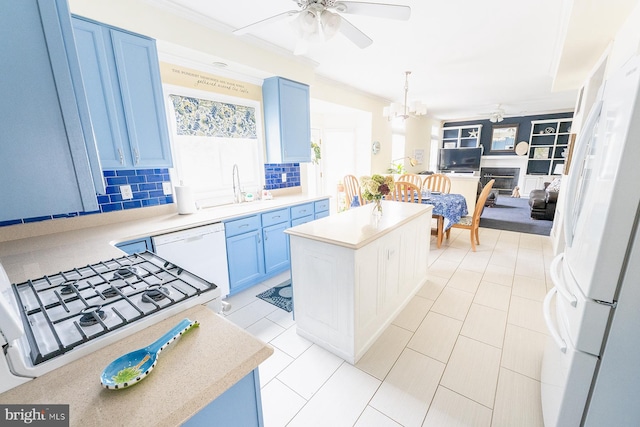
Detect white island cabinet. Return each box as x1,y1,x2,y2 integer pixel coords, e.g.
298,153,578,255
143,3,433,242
285,201,432,363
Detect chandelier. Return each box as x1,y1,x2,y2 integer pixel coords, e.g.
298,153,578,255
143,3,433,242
383,71,427,121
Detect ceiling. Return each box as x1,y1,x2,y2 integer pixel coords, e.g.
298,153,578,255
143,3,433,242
153,0,638,121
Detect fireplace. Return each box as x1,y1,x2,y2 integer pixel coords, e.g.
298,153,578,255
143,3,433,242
481,167,520,194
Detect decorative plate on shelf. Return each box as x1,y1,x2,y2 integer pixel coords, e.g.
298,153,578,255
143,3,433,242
544,127,555,134
515,141,529,156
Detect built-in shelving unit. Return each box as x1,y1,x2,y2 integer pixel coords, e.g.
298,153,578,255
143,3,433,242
527,118,572,175
442,124,482,148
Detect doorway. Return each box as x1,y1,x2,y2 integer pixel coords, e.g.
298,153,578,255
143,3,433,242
308,99,372,213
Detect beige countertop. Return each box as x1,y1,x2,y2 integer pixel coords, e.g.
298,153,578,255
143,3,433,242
0,193,329,284
285,201,432,249
0,305,273,426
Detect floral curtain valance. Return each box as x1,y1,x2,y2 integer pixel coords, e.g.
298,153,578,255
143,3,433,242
169,95,257,139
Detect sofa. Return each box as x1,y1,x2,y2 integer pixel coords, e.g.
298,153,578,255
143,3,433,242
528,178,561,220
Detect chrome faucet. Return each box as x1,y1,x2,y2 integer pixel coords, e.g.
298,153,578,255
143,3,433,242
232,164,242,203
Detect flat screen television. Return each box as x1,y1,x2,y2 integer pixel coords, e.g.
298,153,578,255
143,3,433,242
438,147,482,173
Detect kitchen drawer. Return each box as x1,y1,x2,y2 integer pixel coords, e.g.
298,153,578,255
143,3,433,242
224,215,261,237
315,210,329,220
261,208,290,227
314,199,329,213
291,215,314,227
290,203,314,219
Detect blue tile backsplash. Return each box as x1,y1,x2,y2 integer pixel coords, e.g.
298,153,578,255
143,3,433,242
264,163,300,190
0,164,301,228
0,169,173,227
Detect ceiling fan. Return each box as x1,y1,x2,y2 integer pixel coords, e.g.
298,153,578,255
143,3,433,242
233,0,411,53
488,104,505,123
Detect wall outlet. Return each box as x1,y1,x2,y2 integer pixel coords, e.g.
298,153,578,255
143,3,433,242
120,185,133,200
282,173,287,182
162,182,172,195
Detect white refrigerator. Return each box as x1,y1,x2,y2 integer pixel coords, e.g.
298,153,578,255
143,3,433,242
541,55,640,426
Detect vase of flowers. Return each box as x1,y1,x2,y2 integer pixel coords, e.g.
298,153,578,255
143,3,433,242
360,174,394,218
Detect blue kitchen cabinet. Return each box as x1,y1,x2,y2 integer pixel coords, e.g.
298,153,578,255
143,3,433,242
0,0,103,222
262,208,291,275
115,237,153,255
262,77,311,163
314,199,330,219
224,200,329,295
183,369,264,427
290,202,314,220
71,17,172,169
225,215,265,294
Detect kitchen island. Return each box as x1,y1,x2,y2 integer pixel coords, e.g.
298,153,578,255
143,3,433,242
0,304,272,426
285,201,432,363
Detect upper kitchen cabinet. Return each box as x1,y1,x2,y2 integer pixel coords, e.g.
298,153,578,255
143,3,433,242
262,77,311,163
0,0,103,222
72,17,172,169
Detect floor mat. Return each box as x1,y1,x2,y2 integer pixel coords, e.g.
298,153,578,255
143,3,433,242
256,280,293,312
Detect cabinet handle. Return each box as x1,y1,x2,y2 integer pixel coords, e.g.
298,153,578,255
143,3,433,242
300,209,306,213
239,224,249,228
133,148,140,164
257,235,261,244
272,215,280,219
117,148,124,165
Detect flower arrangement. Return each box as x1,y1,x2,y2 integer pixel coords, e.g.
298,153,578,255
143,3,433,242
360,174,394,217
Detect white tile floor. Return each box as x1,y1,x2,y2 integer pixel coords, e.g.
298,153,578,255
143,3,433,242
223,227,552,427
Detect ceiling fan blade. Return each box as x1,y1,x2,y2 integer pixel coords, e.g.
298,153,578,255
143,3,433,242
233,10,299,35
335,2,411,20
338,16,373,49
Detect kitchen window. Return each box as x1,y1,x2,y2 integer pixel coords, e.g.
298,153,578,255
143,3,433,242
164,87,264,207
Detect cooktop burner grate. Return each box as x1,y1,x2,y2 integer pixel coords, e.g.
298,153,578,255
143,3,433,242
11,251,217,365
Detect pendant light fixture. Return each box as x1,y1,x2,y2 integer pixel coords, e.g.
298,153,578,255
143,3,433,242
383,71,427,121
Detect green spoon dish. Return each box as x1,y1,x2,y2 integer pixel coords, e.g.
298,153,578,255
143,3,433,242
100,318,199,390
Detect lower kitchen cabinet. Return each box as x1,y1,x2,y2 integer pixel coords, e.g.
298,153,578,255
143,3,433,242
263,222,290,275
182,369,264,427
224,199,330,295
226,228,265,294
314,199,330,219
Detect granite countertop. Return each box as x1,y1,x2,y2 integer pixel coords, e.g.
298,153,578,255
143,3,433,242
0,193,329,284
0,305,273,426
285,201,432,249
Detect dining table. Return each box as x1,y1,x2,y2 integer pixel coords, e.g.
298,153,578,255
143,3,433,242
421,192,468,248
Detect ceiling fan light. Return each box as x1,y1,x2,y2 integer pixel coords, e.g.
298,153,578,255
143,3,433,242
294,10,319,36
320,10,341,40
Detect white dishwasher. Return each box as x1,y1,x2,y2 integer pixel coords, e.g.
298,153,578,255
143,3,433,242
153,223,230,306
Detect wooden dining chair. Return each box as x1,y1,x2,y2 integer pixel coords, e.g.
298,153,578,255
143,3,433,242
343,174,363,208
447,179,495,252
391,182,422,203
423,174,451,193
423,174,451,245
397,173,423,189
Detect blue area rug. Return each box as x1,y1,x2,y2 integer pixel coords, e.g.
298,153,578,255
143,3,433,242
256,280,293,312
479,197,553,236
